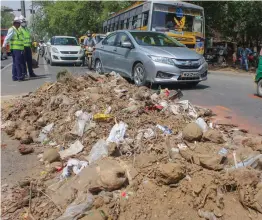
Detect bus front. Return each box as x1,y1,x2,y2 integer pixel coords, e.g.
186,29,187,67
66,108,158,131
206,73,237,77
150,2,205,54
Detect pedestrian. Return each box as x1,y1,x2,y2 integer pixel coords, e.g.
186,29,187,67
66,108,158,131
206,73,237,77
2,17,25,81
19,15,37,78
241,44,252,71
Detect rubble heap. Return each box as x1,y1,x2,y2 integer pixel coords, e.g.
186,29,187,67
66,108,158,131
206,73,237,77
1,72,262,220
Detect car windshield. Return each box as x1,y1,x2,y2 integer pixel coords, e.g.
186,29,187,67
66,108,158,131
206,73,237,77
53,37,78,46
130,32,184,47
1,30,8,36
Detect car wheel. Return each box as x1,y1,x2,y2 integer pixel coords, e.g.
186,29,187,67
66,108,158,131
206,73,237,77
50,57,54,66
257,79,262,97
95,59,103,74
133,63,147,86
187,82,199,87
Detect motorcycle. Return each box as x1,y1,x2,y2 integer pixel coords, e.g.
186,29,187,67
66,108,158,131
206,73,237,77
85,46,93,70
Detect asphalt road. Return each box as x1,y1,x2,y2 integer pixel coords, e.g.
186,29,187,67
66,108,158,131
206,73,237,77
1,57,262,132
1,56,12,69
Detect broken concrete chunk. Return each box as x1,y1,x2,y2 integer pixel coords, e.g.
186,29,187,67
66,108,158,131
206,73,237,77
43,148,61,163
157,163,185,185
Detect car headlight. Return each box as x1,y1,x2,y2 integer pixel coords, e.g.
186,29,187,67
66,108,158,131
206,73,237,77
148,55,174,65
199,56,206,65
52,47,59,53
79,49,84,54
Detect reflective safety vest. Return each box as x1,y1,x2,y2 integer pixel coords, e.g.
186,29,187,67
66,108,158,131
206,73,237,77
19,27,31,47
10,26,24,50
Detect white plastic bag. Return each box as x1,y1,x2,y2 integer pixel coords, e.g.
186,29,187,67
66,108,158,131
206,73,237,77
71,111,92,137
107,121,127,144
87,139,108,164
37,123,54,143
61,158,88,179
177,100,198,118
195,118,208,132
59,140,84,159
57,193,93,220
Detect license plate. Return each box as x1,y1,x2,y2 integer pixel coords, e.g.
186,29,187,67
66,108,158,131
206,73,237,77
182,72,199,77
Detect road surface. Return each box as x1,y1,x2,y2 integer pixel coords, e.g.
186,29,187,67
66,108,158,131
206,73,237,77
1,57,262,132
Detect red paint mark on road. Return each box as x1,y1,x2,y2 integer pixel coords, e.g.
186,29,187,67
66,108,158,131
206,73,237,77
248,94,262,99
215,105,232,112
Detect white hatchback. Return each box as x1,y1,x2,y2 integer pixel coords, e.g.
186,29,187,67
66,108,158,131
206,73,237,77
44,36,84,66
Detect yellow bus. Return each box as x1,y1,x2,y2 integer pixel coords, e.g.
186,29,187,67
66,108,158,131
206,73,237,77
102,1,205,54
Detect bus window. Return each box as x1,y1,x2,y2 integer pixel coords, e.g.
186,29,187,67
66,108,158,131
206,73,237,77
120,20,124,30
142,12,149,26
132,15,138,29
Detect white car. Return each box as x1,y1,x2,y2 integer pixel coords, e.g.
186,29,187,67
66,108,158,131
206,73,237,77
44,36,84,66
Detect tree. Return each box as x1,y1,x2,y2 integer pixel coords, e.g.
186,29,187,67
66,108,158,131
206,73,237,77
1,6,15,28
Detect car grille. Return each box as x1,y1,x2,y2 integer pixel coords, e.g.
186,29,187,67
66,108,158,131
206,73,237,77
61,57,78,61
178,76,200,81
60,51,78,54
176,65,200,69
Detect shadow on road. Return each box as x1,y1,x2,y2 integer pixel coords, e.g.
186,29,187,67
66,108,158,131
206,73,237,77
26,74,51,81
150,83,210,91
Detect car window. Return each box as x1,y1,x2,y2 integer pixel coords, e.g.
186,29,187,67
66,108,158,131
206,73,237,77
131,32,184,47
53,37,78,46
115,33,131,47
102,34,117,46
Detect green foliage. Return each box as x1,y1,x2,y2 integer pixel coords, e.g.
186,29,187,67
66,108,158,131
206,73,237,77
1,6,15,28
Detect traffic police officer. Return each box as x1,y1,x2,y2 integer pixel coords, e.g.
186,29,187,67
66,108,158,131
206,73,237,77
19,15,37,77
2,17,25,81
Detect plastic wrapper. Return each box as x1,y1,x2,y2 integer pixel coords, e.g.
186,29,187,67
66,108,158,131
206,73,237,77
87,139,108,164
71,111,92,137
61,158,88,179
57,193,93,220
37,123,54,143
59,140,84,159
107,121,128,144
195,118,208,132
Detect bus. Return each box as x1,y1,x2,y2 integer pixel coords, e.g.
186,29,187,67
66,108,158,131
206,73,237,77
102,1,205,54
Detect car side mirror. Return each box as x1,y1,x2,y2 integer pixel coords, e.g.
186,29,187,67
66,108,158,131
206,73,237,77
122,41,132,49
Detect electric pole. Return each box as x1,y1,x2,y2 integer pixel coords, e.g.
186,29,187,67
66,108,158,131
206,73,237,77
21,0,26,17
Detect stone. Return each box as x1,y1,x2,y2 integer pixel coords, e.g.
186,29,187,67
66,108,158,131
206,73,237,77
33,98,42,107
199,155,225,171
182,122,203,142
20,134,33,144
43,148,60,163
203,129,225,144
157,163,185,185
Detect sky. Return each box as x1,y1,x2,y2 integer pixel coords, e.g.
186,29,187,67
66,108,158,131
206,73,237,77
1,0,32,19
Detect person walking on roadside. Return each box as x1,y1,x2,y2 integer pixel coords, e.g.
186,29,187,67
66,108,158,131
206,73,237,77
241,45,252,72
19,15,37,78
2,17,25,81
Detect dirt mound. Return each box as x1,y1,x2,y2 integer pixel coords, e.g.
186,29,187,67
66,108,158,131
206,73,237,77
1,73,262,220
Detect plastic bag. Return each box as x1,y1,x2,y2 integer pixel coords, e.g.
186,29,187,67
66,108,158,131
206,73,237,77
57,193,93,220
37,123,54,143
87,139,108,164
61,158,88,179
71,111,92,137
107,121,128,144
59,140,84,159
177,100,198,118
195,118,208,132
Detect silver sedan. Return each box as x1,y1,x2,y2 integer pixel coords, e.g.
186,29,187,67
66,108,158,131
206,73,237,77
93,30,208,87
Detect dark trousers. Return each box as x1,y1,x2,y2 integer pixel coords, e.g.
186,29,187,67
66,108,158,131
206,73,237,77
23,46,34,76
11,50,24,81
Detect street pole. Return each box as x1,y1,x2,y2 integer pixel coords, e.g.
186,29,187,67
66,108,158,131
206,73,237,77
21,0,26,17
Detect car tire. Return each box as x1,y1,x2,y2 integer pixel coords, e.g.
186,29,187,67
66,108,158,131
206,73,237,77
133,63,147,86
187,82,199,87
257,79,262,97
95,59,103,74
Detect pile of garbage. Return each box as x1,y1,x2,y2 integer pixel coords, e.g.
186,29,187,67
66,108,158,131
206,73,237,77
1,72,262,220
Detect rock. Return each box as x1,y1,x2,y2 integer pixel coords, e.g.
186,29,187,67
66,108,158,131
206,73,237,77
157,163,185,185
199,155,225,171
43,148,60,163
20,134,33,144
30,130,40,142
4,121,17,135
242,137,262,152
36,117,47,127
89,93,101,102
18,179,30,188
253,189,262,213
93,196,104,208
203,129,225,144
33,98,42,106
18,145,34,155
182,122,203,142
47,161,63,173
20,109,28,119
